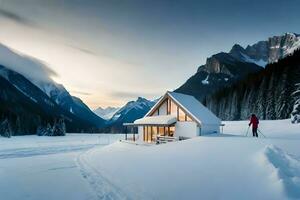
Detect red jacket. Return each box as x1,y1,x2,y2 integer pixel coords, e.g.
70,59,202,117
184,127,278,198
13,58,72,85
249,116,259,128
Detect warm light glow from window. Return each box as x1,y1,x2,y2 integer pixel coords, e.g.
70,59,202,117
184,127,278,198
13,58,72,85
167,99,171,114
152,126,158,141
147,126,152,143
159,127,165,136
178,108,185,121
169,126,175,137
186,115,193,121
171,100,177,116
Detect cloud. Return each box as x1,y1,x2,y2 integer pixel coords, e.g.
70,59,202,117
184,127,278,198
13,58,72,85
0,8,38,27
0,43,58,83
110,90,159,100
66,43,97,56
70,90,92,96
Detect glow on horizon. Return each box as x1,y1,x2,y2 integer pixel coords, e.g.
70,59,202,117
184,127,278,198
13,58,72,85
0,19,168,109
0,0,299,109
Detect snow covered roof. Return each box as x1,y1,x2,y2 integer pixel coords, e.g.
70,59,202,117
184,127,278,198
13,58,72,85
168,92,221,125
134,115,177,126
146,91,221,125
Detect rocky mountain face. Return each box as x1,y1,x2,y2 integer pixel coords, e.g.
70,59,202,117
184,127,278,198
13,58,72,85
105,97,156,133
0,65,97,135
229,32,300,65
205,49,300,121
176,53,262,101
94,106,119,120
176,33,300,102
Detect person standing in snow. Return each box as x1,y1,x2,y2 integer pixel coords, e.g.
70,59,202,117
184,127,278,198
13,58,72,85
249,114,259,137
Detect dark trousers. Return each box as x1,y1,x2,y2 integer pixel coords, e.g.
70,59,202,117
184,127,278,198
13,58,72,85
252,128,258,137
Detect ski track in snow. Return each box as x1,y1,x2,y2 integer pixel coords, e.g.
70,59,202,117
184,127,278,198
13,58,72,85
0,144,96,159
261,145,300,199
76,146,131,200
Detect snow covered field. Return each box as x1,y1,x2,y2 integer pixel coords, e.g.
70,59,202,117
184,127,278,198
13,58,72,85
0,134,124,200
79,120,300,200
0,120,299,200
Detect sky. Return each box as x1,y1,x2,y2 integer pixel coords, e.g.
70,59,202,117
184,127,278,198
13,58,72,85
0,0,299,109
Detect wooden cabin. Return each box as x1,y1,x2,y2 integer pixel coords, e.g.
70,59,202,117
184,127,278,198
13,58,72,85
124,91,221,143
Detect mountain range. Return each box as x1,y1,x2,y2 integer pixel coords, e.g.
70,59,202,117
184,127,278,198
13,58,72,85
176,32,300,121
100,32,300,126
0,44,105,135
176,33,300,101
0,65,98,134
1,32,300,135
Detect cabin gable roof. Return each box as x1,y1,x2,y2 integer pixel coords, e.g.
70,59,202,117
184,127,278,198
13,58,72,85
146,91,221,125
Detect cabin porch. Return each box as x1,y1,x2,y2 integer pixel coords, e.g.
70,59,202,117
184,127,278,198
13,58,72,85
124,123,176,143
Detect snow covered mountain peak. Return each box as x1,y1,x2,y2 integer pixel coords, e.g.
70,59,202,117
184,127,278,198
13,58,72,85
136,96,151,104
229,32,300,66
108,97,156,130
93,106,119,120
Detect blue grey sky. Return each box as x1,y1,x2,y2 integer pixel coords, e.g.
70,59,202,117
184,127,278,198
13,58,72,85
0,0,299,108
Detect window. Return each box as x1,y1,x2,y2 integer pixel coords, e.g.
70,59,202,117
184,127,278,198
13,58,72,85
167,99,171,114
169,126,175,137
186,115,193,121
170,100,177,116
178,107,186,121
158,127,165,136
152,126,158,141
151,110,158,116
146,126,152,142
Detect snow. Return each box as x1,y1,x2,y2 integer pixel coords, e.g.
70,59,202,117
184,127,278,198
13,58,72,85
168,91,221,125
0,134,124,200
261,145,300,199
284,34,300,56
201,75,209,84
94,107,119,120
77,119,300,200
134,115,177,125
270,45,281,49
241,53,268,67
1,120,300,200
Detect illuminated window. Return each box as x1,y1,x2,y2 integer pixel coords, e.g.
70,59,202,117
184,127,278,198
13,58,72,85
167,99,171,114
186,115,193,121
147,126,152,142
158,127,165,136
170,100,177,116
178,108,186,121
152,126,158,141
169,126,175,137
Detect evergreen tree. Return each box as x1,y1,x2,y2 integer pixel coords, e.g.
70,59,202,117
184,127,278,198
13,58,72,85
15,117,22,135
291,83,300,123
206,49,300,121
52,119,66,136
0,119,12,138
